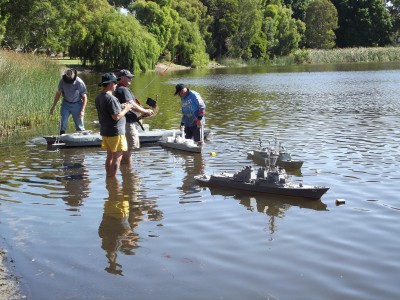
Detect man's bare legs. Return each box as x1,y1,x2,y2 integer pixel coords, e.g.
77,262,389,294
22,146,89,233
106,151,124,177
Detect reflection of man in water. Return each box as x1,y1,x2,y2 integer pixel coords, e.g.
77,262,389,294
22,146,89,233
57,150,90,208
179,153,205,195
98,166,163,275
98,176,139,275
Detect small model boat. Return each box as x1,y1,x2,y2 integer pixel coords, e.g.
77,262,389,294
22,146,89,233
159,129,202,153
43,127,211,147
195,154,328,199
247,138,303,169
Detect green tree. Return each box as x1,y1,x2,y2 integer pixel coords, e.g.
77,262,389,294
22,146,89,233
171,0,212,58
332,0,393,47
129,0,176,52
263,1,304,57
3,0,74,53
131,0,209,66
70,0,161,72
175,17,209,66
201,0,240,59
388,0,400,38
0,0,9,42
305,0,338,49
283,0,311,20
228,0,263,60
107,0,132,7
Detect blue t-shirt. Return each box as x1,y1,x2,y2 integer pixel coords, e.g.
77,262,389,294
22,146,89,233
181,90,206,127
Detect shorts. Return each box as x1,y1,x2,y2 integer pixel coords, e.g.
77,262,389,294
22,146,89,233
125,122,140,150
101,135,128,152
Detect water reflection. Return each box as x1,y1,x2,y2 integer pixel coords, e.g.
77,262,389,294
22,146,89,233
180,153,205,194
98,166,162,275
56,150,90,209
99,174,139,275
208,187,327,239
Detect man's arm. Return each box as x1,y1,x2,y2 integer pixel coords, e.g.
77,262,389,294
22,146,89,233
50,90,62,115
112,103,133,121
80,94,88,117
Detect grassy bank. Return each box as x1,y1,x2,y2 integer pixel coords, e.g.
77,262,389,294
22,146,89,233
0,50,61,137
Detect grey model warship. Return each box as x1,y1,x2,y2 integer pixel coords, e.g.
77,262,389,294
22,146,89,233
195,154,328,199
247,138,303,169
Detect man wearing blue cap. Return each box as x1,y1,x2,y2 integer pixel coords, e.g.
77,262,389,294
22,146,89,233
174,83,206,143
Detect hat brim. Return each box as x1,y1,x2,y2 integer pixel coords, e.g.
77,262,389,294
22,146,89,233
118,74,134,80
98,80,117,87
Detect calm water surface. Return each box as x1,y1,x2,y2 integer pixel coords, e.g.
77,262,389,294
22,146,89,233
1,63,400,299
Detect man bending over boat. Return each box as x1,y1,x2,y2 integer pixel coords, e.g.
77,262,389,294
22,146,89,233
174,83,206,143
50,69,88,135
95,73,133,177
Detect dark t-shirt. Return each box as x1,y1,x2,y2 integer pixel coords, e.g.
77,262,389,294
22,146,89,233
95,92,126,136
115,85,138,123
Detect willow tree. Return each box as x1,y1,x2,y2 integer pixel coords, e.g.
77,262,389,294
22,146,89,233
175,17,209,67
70,0,161,72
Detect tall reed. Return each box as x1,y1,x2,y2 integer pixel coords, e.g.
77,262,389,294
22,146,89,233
308,47,400,64
0,50,61,137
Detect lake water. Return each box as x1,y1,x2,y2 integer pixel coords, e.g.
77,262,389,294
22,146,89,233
1,62,400,299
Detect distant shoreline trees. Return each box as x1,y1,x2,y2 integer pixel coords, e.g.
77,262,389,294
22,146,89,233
0,0,397,71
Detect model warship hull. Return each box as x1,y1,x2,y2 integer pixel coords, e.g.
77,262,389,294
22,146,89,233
195,174,328,199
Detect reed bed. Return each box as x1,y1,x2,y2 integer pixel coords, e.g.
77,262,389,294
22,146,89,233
0,50,61,137
308,47,400,64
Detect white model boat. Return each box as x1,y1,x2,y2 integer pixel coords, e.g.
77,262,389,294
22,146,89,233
158,130,202,153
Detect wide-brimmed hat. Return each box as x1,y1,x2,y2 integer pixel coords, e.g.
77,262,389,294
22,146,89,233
117,69,134,81
174,83,185,95
62,69,77,84
98,73,118,87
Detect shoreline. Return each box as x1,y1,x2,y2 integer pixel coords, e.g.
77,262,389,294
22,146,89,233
0,248,21,300
54,60,226,74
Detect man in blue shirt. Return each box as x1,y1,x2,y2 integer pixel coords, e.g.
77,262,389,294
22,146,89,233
174,83,206,143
